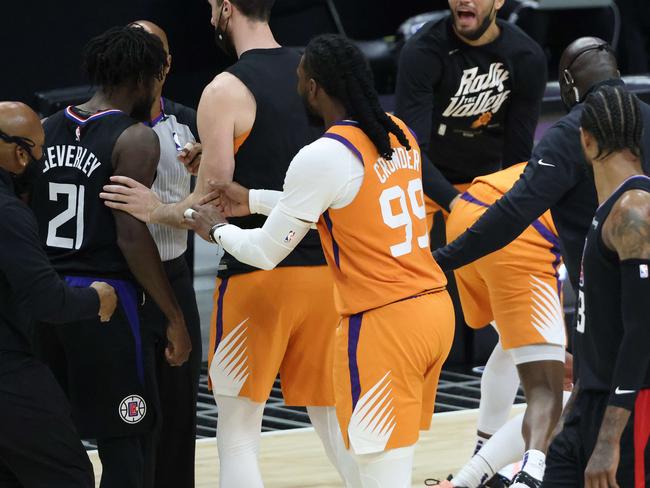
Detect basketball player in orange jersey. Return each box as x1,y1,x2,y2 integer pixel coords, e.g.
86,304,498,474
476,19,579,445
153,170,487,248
426,163,567,487
181,34,456,487
99,1,358,486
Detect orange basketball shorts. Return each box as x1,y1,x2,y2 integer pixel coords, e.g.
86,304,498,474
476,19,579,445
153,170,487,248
208,265,337,406
334,290,455,454
446,184,566,350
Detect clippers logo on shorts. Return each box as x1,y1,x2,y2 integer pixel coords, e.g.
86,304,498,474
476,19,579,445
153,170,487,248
442,63,511,120
119,395,147,424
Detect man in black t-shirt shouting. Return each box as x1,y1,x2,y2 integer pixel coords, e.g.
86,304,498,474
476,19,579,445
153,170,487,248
395,0,547,216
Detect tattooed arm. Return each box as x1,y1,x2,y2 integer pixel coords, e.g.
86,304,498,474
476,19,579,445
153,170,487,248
585,189,650,488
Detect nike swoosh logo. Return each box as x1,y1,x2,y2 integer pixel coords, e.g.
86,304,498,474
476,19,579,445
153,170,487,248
615,387,636,395
538,159,555,167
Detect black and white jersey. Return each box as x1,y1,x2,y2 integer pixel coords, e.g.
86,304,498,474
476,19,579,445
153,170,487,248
29,106,138,278
576,175,650,397
147,98,197,262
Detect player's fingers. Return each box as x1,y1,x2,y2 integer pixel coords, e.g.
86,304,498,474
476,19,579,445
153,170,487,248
99,192,131,203
102,200,128,211
608,470,619,488
187,161,201,175
101,184,135,195
207,179,230,192
109,175,141,187
198,190,220,206
164,344,177,365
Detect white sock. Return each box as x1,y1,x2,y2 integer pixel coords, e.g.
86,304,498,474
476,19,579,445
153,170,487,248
307,406,361,487
353,446,415,488
215,395,265,488
453,453,495,488
473,432,490,455
477,338,520,436
455,413,525,488
521,449,545,481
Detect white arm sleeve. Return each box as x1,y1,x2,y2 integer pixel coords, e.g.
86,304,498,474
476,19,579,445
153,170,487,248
249,189,282,216
216,208,312,270
216,138,364,270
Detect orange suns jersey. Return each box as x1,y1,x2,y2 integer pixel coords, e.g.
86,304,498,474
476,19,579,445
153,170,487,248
316,117,447,316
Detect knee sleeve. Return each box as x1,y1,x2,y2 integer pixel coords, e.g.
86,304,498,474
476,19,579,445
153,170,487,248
478,339,520,435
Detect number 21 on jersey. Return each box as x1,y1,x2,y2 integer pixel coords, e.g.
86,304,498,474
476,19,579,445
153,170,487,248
379,178,428,257
47,182,85,250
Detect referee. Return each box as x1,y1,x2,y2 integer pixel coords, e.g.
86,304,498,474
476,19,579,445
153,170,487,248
0,101,117,487
131,21,203,488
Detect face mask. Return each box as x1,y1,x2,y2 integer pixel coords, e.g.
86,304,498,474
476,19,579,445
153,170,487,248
214,2,237,60
459,0,496,42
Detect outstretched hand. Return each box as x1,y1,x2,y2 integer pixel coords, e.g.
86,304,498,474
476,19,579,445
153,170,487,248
183,203,228,243
100,176,161,223
199,180,251,218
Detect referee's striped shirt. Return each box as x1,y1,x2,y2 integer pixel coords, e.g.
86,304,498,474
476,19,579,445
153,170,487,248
147,98,198,262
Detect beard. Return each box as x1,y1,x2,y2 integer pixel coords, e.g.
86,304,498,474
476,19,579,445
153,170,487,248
300,92,324,129
453,1,496,42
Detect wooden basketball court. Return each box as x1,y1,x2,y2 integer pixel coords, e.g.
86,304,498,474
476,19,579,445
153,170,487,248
88,405,525,487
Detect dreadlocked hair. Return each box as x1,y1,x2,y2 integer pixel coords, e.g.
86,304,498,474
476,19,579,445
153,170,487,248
581,85,643,160
303,34,410,160
82,25,168,90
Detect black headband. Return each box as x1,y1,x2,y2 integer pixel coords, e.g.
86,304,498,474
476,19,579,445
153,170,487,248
565,43,612,73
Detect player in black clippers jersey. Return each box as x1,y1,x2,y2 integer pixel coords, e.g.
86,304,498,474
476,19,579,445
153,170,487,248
99,1,357,487
27,26,190,488
544,86,650,488
395,0,547,214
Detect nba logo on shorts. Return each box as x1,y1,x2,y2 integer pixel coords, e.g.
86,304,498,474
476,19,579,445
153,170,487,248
119,395,147,424
640,264,649,279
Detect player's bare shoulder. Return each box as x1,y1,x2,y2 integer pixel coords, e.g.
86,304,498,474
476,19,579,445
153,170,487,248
199,71,256,132
604,189,650,260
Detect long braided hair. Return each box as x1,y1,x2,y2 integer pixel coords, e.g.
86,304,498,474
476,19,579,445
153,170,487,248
303,34,410,160
581,85,643,160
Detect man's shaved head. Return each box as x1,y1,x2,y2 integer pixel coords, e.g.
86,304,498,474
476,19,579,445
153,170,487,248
0,102,44,174
559,37,619,110
131,20,169,54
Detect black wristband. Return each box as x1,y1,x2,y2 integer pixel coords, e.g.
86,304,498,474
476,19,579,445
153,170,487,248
209,223,228,245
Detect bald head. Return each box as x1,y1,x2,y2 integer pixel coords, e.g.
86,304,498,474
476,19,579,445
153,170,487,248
131,20,169,54
559,37,619,110
0,102,44,174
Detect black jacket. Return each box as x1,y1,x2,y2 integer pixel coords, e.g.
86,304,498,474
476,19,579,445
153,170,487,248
0,168,98,373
